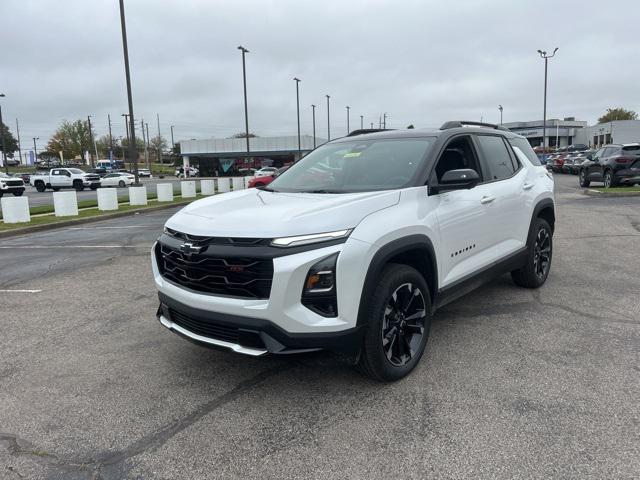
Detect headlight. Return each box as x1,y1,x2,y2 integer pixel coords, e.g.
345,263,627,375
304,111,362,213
271,229,352,248
301,253,338,317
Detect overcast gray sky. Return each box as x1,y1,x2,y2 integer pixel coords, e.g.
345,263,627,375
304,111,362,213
2,0,639,150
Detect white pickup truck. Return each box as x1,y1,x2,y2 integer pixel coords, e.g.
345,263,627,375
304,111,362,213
30,168,101,192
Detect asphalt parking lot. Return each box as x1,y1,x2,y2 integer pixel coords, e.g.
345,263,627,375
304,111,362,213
1,174,639,479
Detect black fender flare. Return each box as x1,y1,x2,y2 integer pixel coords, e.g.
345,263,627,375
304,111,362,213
528,198,555,244
356,234,438,327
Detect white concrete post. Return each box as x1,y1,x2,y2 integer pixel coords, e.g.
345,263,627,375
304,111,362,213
217,177,230,193
232,177,244,191
129,186,148,206
200,179,215,195
181,181,196,198
53,191,79,217
182,156,190,178
97,188,118,211
1,197,30,223
156,183,174,202
244,175,253,188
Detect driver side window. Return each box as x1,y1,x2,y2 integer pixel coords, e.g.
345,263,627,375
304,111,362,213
432,135,483,183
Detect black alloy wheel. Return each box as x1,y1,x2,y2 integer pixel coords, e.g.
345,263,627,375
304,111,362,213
381,283,427,367
533,226,551,279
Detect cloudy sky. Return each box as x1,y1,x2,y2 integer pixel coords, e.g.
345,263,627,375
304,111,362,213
2,0,639,151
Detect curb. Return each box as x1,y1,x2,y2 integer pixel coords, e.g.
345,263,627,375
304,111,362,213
0,200,193,239
582,189,640,198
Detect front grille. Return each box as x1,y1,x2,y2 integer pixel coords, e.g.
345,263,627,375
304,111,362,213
5,180,23,187
85,175,100,181
157,243,274,299
164,227,272,246
170,309,239,343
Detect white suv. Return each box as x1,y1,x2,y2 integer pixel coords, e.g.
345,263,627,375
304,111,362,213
152,121,555,381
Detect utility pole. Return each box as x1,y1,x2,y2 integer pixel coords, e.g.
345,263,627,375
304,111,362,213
326,95,331,141
141,118,149,169
379,115,382,129
311,104,316,149
15,118,22,165
170,125,175,153
538,47,559,163
293,78,301,156
0,94,7,173
383,113,387,129
346,106,350,134
238,46,250,156
370,122,374,129
119,0,139,185
122,113,130,143
87,115,97,166
33,137,39,166
107,114,113,162
156,113,162,164
360,115,363,130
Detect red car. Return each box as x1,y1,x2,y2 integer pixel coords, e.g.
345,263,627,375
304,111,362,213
247,166,290,188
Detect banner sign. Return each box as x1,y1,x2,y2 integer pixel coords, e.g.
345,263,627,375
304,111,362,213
220,158,235,173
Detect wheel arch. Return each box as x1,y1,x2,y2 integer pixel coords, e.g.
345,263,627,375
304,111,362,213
532,198,555,234
357,235,438,327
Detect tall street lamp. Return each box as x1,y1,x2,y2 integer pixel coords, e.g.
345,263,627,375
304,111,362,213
498,105,503,125
293,77,301,156
238,46,250,156
346,106,350,134
118,0,139,185
32,137,39,166
311,104,316,149
0,93,7,173
360,115,363,130
537,47,559,162
326,95,331,141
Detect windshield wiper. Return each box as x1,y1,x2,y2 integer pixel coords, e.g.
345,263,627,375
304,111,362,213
298,189,344,194
257,186,277,192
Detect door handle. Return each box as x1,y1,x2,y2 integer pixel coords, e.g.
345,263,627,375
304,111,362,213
480,195,495,204
523,182,534,190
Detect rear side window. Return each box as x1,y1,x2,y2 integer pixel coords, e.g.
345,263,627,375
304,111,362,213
622,145,640,155
476,135,516,181
509,137,542,166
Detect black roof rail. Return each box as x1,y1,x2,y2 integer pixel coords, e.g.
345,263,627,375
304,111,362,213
440,121,510,132
346,128,394,137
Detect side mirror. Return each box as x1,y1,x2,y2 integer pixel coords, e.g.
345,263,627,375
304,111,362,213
438,169,480,191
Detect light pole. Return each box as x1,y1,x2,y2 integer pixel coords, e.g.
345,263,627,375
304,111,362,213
360,115,363,130
311,104,316,149
238,46,250,156
326,95,331,141
32,137,39,166
0,93,7,173
498,105,503,125
87,115,96,166
15,119,22,166
156,113,162,164
118,0,139,185
107,114,113,162
170,125,175,154
537,47,559,162
121,113,130,144
346,106,350,134
293,77,301,156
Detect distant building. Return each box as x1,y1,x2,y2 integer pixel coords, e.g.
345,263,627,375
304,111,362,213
179,135,324,176
504,117,640,149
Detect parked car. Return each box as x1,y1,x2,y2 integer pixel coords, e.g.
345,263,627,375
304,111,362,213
175,166,199,178
138,168,152,178
247,166,290,188
562,153,582,174
87,168,108,177
0,172,25,197
153,121,555,381
578,143,640,188
30,168,101,192
254,167,278,177
550,153,569,173
5,158,20,167
567,152,591,174
100,172,135,188
14,172,31,184
567,144,589,152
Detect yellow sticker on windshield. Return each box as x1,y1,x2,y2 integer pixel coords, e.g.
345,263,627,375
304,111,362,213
343,152,361,158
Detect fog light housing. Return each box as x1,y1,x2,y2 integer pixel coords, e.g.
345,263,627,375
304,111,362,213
302,253,338,317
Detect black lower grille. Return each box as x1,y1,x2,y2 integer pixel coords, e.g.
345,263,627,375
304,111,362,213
157,243,274,299
170,309,239,343
5,180,23,187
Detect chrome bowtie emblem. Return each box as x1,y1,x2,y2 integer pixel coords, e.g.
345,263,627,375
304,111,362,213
179,242,203,256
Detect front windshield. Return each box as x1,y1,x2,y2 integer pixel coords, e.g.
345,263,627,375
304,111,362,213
269,137,434,193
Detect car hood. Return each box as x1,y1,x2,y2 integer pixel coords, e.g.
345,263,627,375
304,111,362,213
165,188,400,238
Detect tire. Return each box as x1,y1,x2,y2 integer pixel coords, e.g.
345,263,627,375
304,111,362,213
12,190,24,197
511,217,553,288
52,187,60,192
73,181,84,191
603,170,617,188
578,169,590,187
118,180,125,188
358,264,432,382
35,181,46,192
90,185,99,191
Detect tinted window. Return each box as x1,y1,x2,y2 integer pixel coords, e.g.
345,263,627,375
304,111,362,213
509,137,541,166
476,135,516,181
621,145,640,155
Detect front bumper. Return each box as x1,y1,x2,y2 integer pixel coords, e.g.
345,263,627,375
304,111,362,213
0,185,25,194
157,292,363,355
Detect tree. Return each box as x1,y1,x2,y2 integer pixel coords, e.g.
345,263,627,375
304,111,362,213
0,122,18,158
406,124,415,129
230,132,258,138
598,108,638,124
148,135,168,162
46,119,95,160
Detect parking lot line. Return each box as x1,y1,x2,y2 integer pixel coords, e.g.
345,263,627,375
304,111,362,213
0,289,43,293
